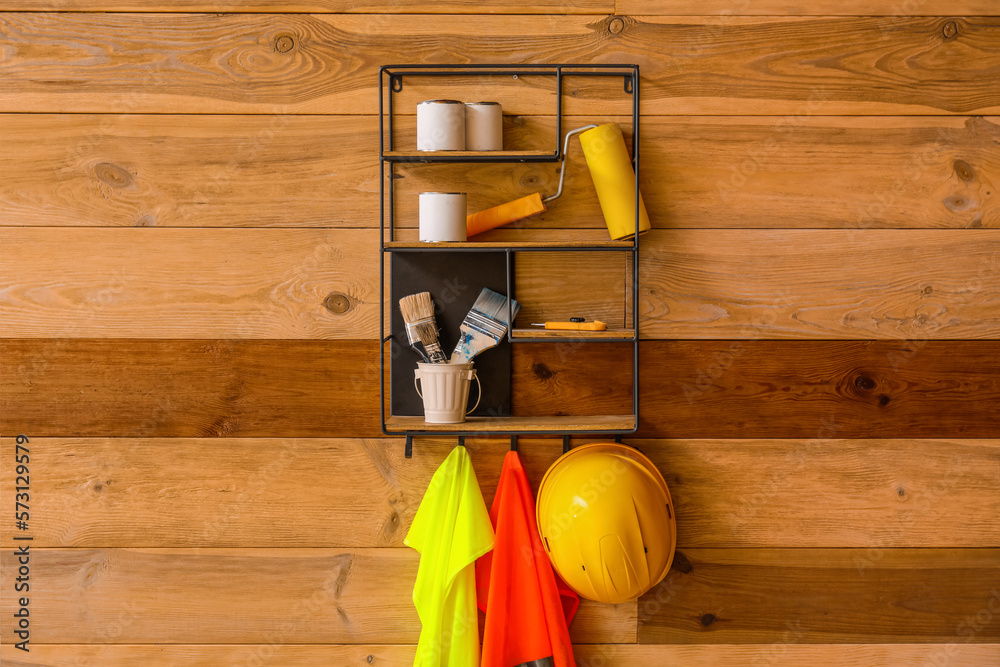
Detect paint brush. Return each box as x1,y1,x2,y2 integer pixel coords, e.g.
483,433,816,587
451,288,520,363
399,292,448,364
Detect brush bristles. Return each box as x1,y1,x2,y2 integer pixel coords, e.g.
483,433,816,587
399,291,435,323
469,288,521,326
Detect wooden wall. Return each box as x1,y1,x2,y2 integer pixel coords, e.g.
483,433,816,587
2,2,999,665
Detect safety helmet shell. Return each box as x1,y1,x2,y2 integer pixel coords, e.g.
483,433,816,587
536,442,676,604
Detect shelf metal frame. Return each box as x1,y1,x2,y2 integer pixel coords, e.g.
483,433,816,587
378,63,641,453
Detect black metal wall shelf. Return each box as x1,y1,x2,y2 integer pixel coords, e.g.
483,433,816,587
378,63,641,455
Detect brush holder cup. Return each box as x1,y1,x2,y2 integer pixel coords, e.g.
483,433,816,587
413,362,481,423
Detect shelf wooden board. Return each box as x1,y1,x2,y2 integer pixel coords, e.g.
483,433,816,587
384,414,635,433
511,328,635,339
383,149,555,161
383,240,633,249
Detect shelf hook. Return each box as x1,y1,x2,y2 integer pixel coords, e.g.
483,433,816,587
510,435,518,452
405,434,413,459
563,434,571,454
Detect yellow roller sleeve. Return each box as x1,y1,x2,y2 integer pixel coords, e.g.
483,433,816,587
578,123,651,240
467,192,547,237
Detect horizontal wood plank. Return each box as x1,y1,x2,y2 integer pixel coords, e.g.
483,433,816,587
639,438,1000,549
0,0,611,12
6,115,996,229
5,228,996,339
0,548,634,644
3,437,995,549
0,645,420,666
0,339,384,437
0,0,995,14
639,230,1000,339
3,15,1000,115
619,1,1000,14
6,339,999,438
638,548,1000,643
5,644,999,665
0,228,380,339
512,341,1000,438
577,644,1000,665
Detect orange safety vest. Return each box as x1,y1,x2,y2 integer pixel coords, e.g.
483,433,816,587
476,451,578,667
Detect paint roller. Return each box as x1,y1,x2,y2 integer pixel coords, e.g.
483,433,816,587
466,122,651,240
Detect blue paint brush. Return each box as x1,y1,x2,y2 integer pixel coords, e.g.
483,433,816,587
450,288,520,363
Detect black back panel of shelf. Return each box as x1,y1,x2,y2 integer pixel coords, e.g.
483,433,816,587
389,251,512,418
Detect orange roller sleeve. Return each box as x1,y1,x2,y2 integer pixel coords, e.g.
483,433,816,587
467,192,547,237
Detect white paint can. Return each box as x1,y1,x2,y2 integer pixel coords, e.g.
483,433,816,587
416,99,466,151
419,192,467,242
464,101,503,151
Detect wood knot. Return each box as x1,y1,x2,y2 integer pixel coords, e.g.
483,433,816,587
324,293,352,314
95,162,133,189
609,17,625,34
367,656,374,664
942,21,958,39
878,394,891,407
943,195,974,212
672,550,693,574
701,613,716,627
275,34,295,53
954,159,975,182
532,363,554,380
854,376,876,391
896,486,907,500
923,286,933,295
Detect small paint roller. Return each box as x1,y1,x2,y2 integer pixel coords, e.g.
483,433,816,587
578,122,651,240
466,124,597,237
467,123,651,239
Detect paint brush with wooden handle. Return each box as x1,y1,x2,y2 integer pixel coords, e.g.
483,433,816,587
451,288,520,363
399,292,448,364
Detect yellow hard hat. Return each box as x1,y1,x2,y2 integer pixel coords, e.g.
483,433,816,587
536,442,676,604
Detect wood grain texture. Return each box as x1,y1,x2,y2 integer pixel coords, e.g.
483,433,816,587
5,644,999,666
618,1,1000,14
0,339,384,437
639,438,1000,549
7,115,996,230
512,341,1000,438
514,251,628,328
0,114,381,229
3,228,997,339
0,228,379,339
0,548,635,645
3,437,995,549
639,230,1000,339
7,339,999,438
3,14,1000,115
0,0,611,12
637,548,1000,643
